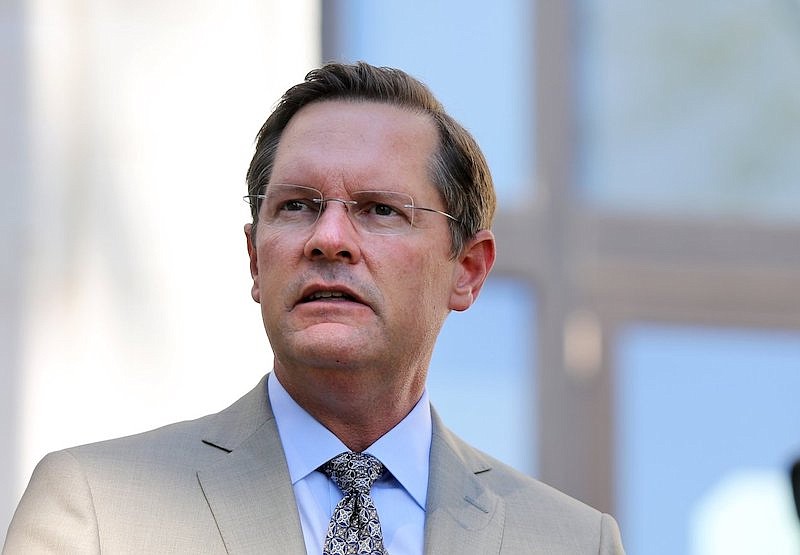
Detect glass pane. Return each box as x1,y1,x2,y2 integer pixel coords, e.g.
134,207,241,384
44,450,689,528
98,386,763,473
428,278,537,475
578,1,800,221
330,0,535,206
615,324,800,555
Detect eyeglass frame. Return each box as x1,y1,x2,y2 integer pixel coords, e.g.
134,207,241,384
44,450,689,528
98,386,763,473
243,183,458,236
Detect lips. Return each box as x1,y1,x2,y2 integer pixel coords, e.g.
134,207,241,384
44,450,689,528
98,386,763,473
303,290,354,302
296,284,368,307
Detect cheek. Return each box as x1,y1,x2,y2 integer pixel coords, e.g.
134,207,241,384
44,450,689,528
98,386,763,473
254,238,295,306
255,233,293,275
388,249,454,310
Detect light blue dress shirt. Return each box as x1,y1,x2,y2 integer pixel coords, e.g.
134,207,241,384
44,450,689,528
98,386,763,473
268,372,431,555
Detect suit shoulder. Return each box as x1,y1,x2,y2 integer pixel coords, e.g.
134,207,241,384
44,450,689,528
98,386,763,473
64,412,213,462
430,422,626,553
57,375,270,467
437,425,603,519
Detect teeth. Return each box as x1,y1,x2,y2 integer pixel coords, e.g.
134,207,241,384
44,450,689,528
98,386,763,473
309,291,346,301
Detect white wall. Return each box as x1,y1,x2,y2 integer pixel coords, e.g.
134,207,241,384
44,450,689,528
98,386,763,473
1,0,319,538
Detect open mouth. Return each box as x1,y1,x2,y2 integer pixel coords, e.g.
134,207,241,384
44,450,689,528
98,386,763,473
302,291,357,302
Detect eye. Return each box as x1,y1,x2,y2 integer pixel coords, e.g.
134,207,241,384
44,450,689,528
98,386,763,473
371,203,400,217
350,191,414,233
279,198,316,212
356,201,407,220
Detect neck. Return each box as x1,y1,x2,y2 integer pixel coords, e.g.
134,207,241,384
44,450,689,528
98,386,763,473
273,364,425,453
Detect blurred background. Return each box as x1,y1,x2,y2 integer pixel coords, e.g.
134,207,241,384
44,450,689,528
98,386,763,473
2,1,800,553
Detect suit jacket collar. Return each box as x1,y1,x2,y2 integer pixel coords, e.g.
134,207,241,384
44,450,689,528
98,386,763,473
195,377,505,554
424,408,505,554
196,375,306,554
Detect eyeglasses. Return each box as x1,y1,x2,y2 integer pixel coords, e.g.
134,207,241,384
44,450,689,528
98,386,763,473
243,184,458,236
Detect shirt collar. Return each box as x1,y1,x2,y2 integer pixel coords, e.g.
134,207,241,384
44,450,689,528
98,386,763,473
268,372,431,510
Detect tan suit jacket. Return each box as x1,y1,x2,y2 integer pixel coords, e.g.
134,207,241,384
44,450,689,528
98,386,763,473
4,376,625,554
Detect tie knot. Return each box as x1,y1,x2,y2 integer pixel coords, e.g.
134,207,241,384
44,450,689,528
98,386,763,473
322,452,385,496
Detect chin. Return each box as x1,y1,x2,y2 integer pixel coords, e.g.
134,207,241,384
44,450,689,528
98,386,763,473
285,327,376,369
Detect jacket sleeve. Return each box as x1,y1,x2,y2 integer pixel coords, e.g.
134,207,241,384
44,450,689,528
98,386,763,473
3,450,100,554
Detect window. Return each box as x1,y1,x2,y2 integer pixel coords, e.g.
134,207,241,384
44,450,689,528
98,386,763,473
616,324,800,554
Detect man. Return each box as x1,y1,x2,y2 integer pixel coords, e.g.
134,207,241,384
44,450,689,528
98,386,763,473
4,62,625,554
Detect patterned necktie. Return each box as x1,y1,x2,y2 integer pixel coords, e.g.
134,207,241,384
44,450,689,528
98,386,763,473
321,452,388,555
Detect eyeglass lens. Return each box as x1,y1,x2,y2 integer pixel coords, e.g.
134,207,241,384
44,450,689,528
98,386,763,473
260,184,416,235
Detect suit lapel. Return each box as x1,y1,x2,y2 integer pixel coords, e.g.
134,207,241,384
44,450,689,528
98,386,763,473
194,380,506,553
196,377,306,554
423,410,505,554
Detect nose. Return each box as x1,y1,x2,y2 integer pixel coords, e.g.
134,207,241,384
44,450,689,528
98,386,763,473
303,201,362,263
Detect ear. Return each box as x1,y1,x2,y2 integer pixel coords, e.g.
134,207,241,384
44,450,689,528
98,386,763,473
244,223,261,303
448,229,496,312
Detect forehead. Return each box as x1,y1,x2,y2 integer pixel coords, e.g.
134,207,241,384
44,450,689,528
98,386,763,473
271,100,439,195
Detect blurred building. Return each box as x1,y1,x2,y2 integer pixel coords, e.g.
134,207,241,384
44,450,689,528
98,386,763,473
3,1,800,553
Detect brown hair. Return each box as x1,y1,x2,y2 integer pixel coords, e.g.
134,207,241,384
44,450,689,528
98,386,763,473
246,61,495,256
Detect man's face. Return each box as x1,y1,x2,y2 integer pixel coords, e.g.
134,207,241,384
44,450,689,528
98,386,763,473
246,100,477,390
